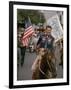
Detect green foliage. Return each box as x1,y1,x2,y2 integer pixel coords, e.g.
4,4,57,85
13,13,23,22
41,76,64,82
17,9,45,25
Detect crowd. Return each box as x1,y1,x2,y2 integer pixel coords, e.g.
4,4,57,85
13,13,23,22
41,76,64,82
17,25,63,79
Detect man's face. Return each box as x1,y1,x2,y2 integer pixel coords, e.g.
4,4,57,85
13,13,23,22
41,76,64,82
47,27,52,35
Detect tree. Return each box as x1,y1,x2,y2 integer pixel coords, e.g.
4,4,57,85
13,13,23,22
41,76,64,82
17,9,45,25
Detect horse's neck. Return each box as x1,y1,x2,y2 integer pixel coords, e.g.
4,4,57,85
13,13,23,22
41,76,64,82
37,55,42,60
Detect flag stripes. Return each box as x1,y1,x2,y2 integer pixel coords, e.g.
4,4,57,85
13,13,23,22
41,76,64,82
22,26,34,39
22,25,34,46
22,38,29,47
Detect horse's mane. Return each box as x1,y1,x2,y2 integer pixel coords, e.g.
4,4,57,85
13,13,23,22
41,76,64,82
41,50,54,61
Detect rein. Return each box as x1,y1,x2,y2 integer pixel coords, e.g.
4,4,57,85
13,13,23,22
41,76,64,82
39,57,53,78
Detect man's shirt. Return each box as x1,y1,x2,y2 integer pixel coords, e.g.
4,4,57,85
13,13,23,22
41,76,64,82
37,34,54,49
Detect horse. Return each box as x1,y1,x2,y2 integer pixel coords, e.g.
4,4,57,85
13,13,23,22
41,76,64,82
32,48,57,79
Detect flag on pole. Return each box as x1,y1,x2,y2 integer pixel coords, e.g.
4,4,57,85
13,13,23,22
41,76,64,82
22,17,34,46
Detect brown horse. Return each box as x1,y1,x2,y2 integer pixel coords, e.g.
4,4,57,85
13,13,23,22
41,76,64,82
32,48,57,79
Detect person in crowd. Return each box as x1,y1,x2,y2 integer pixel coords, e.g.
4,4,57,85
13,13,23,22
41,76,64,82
37,26,54,50
17,31,21,66
32,26,57,79
20,31,26,66
59,40,63,68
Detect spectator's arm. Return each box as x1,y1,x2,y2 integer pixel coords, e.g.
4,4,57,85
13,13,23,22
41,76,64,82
37,36,42,46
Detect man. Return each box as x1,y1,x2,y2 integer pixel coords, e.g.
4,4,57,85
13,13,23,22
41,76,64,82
36,26,57,79
17,25,26,67
59,40,63,67
20,32,26,66
37,25,54,50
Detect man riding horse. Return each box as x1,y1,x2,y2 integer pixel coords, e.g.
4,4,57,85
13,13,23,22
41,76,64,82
32,26,57,79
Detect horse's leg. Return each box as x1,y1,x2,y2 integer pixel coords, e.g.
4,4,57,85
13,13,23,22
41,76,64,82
50,60,57,78
32,68,40,80
52,49,58,73
49,52,57,78
32,71,36,80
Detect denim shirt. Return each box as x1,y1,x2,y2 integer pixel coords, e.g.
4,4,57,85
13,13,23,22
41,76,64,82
37,34,54,49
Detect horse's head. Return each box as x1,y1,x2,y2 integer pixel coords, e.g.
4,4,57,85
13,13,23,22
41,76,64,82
40,49,54,61
39,48,47,57
38,48,54,62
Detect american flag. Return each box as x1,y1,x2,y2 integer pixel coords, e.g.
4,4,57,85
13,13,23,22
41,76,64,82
22,17,34,46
